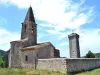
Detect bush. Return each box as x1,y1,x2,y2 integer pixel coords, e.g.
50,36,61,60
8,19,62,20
0,56,5,67
85,50,95,58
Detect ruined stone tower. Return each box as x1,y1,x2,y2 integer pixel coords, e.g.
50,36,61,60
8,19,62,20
21,6,37,46
68,33,80,58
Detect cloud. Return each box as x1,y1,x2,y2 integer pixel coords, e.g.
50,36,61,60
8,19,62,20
0,0,96,39
0,0,95,30
0,28,20,51
34,0,95,38
34,0,95,32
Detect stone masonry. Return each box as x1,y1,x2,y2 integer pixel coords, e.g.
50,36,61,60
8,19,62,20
37,58,100,73
68,33,80,58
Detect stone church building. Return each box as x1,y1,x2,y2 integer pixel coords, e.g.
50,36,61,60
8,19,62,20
8,6,60,68
4,6,100,74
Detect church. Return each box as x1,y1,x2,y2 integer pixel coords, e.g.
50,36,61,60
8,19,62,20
4,5,100,74
8,6,60,68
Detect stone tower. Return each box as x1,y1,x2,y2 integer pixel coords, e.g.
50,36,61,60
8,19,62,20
68,33,80,58
21,6,37,46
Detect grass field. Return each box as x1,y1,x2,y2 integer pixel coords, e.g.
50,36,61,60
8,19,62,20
0,68,100,75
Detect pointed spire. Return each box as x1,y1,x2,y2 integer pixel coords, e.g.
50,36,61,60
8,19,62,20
24,6,35,23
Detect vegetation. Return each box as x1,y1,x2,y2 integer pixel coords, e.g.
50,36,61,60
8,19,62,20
0,68,66,75
0,68,26,75
0,50,5,56
94,53,100,58
85,50,95,58
76,68,100,75
0,50,6,67
0,56,5,67
0,68,100,75
0,50,7,67
82,50,100,58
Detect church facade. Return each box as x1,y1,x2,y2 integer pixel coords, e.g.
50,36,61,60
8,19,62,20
8,6,60,68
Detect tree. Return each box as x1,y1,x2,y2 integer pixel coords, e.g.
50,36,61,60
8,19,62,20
85,50,95,58
0,56,5,67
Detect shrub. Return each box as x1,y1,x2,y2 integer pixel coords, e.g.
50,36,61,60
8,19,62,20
85,50,95,58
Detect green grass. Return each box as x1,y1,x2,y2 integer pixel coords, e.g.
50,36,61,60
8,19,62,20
0,68,100,75
0,68,26,75
76,68,100,75
0,68,67,75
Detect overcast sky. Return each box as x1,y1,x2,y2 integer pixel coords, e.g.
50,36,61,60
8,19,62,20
0,0,100,57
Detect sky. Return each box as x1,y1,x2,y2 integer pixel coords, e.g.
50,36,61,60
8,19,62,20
0,0,100,57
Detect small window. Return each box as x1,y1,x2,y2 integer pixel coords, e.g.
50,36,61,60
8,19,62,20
25,55,28,61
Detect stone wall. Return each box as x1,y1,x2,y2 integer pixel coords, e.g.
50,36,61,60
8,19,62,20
66,58,100,73
9,41,23,68
36,58,100,73
22,50,37,69
37,44,55,59
37,58,67,73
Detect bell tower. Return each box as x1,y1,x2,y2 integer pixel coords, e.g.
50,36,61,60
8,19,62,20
21,6,37,45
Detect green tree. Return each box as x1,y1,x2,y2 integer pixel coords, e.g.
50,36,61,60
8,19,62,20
0,56,5,67
85,50,95,58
